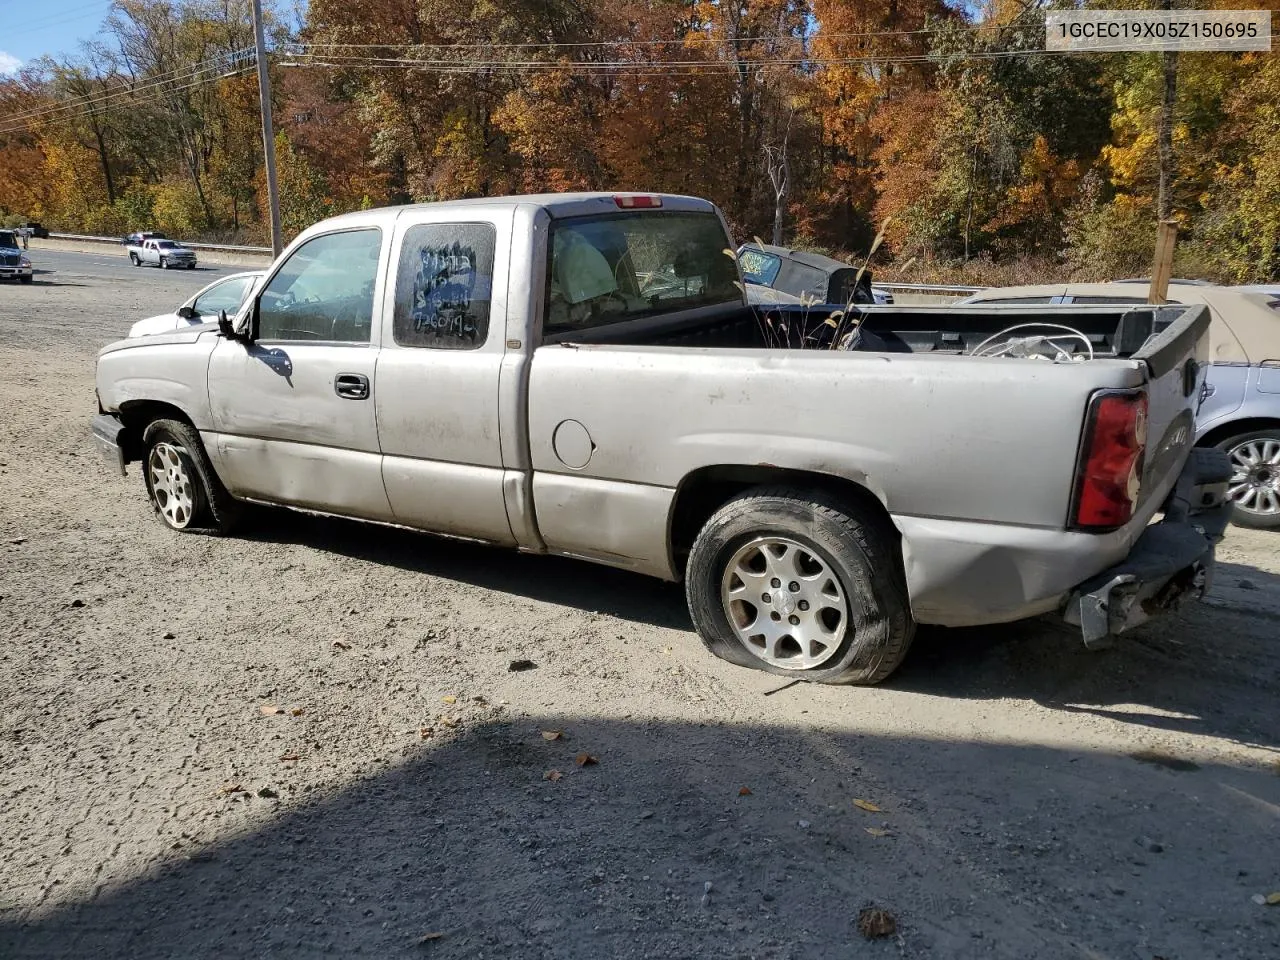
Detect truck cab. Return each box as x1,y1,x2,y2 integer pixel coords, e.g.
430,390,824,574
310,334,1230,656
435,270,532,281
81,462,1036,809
0,230,33,283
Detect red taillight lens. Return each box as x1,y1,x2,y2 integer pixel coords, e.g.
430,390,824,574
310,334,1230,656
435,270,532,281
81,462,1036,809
614,195,662,209
1073,391,1148,530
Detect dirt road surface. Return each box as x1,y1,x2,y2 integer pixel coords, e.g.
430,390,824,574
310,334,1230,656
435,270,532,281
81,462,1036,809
2,254,1278,959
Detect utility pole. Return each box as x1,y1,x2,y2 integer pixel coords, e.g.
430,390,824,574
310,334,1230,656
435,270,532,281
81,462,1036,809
251,0,282,257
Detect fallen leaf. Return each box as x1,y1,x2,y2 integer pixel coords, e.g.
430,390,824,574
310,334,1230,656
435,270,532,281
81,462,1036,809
419,727,434,739
440,717,460,728
279,754,301,762
259,705,284,716
331,640,351,650
1268,892,1280,905
218,783,245,794
442,695,457,704
289,708,304,717
852,799,882,813
417,931,445,943
857,906,897,940
738,786,753,796
864,828,891,838
543,769,563,782
575,752,598,767
541,730,563,741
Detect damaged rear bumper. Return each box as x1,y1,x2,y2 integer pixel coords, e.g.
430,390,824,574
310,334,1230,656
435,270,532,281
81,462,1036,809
1063,448,1233,647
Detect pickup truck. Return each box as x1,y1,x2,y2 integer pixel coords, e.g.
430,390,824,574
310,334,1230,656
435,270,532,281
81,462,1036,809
0,229,33,283
92,193,1231,685
128,237,197,269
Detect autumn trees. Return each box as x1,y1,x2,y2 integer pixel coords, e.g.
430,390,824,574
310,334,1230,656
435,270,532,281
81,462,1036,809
0,0,1277,282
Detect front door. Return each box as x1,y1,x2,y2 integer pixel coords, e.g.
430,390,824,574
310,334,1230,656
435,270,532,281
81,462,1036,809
206,226,394,521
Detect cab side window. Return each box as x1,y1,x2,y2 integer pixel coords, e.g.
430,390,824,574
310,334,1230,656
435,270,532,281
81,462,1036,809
393,223,496,349
257,229,382,343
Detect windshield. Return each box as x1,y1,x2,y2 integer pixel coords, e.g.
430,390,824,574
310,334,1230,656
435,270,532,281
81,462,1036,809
738,247,783,287
0,233,17,249
544,211,740,336
155,241,178,250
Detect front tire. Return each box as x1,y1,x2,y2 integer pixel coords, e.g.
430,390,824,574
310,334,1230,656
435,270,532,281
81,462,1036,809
19,275,32,284
141,419,241,534
160,257,169,270
1218,429,1280,529
685,487,915,685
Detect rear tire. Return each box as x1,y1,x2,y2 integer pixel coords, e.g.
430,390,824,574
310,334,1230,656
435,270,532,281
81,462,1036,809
1217,429,1280,529
685,486,915,685
130,253,140,266
141,419,241,535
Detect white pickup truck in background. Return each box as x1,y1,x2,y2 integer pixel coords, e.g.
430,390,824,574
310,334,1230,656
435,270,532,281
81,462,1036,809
92,193,1231,685
127,237,198,270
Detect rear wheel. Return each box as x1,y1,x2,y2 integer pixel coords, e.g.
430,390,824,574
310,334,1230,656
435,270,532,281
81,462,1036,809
1218,429,1280,529
685,487,915,685
141,419,241,534
129,253,140,266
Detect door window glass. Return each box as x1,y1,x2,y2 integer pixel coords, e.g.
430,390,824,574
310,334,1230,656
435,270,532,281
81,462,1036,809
258,229,382,342
393,223,496,349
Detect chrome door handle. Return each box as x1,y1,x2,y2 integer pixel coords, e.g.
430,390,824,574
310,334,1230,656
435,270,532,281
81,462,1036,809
334,373,369,400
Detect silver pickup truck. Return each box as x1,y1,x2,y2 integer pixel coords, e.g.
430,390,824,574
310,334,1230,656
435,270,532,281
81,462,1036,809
92,193,1231,685
128,237,198,270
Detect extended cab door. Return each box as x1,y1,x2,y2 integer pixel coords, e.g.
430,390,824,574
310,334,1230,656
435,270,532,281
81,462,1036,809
373,208,516,544
205,225,394,521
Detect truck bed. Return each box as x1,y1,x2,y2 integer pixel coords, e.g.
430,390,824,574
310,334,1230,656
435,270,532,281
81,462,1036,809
546,302,1186,361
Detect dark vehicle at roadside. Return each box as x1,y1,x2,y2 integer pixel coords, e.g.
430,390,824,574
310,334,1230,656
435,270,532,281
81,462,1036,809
737,242,891,306
122,231,167,247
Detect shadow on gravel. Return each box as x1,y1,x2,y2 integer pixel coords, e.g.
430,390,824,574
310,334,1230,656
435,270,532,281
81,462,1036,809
242,510,1280,752
895,557,1280,753
3,717,1278,960
243,509,692,632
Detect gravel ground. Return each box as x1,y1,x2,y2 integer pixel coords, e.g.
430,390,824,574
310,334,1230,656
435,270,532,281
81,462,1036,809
1,253,1278,960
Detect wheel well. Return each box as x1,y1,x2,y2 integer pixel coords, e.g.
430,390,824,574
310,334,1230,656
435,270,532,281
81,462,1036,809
1197,417,1280,449
116,400,195,461
668,465,895,578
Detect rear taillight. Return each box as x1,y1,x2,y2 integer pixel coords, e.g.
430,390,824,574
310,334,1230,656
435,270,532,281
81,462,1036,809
1072,390,1148,530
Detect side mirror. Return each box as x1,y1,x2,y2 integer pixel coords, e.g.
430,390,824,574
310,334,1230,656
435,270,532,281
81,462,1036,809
177,305,197,320
217,309,235,339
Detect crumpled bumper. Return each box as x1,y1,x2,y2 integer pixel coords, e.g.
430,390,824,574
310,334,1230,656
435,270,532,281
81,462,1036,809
1063,448,1233,648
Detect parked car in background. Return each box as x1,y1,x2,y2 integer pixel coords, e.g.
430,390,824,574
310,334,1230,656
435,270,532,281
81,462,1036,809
128,271,263,337
0,230,33,283
24,221,48,240
128,237,197,270
959,282,1280,528
737,243,892,306
92,192,1227,686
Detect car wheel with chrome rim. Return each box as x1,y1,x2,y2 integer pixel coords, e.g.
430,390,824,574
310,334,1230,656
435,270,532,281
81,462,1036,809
1219,429,1280,529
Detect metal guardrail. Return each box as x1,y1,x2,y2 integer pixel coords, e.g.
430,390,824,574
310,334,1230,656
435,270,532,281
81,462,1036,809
875,282,987,295
47,232,272,255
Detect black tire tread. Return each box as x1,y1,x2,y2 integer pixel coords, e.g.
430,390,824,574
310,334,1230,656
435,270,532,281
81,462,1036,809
685,485,915,685
141,418,242,535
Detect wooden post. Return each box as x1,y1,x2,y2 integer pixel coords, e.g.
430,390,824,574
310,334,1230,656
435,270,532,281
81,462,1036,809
1148,220,1178,304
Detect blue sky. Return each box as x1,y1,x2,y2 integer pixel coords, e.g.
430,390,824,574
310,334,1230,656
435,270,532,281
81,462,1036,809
0,0,116,73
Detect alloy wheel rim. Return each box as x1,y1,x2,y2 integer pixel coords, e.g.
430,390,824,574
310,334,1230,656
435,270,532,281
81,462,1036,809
720,536,849,670
1227,438,1280,516
148,442,195,528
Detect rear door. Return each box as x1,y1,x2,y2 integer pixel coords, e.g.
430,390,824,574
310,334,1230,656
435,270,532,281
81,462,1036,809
206,226,394,521
373,208,516,544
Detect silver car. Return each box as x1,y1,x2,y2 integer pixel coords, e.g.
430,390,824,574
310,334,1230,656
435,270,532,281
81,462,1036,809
129,272,263,338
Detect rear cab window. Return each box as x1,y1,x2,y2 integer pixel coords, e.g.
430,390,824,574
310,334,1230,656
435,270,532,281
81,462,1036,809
739,248,783,287
544,211,741,338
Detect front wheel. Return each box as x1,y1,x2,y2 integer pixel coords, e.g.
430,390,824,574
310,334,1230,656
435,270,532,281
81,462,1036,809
141,419,241,534
1218,430,1280,529
19,275,32,284
160,257,169,270
187,263,196,270
685,487,915,685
